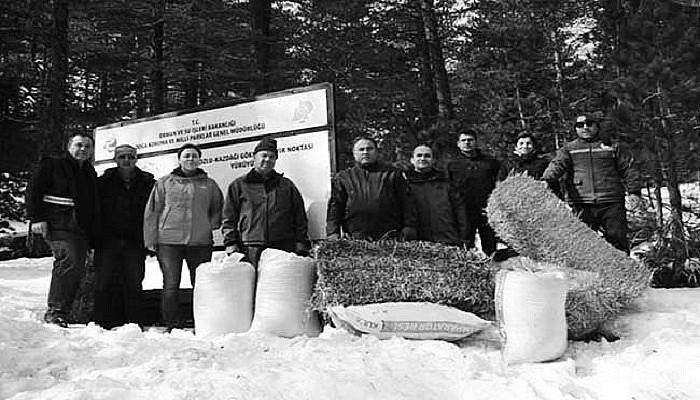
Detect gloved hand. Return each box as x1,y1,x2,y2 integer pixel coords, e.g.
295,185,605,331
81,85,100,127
295,242,310,257
400,227,417,241
627,193,645,211
226,244,242,255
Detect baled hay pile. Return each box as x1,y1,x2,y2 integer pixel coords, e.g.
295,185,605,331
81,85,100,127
486,174,651,339
312,240,497,319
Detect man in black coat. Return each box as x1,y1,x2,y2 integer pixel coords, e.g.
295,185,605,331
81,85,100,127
27,133,99,327
404,144,465,244
327,137,416,240
94,144,155,328
447,129,501,255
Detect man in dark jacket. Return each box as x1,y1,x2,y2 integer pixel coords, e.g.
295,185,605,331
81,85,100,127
543,113,643,252
326,137,416,240
447,129,501,255
94,144,155,329
404,144,465,244
222,137,309,266
27,133,99,327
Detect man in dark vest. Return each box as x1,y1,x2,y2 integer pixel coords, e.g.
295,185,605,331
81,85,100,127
27,133,99,327
543,113,643,253
94,144,155,328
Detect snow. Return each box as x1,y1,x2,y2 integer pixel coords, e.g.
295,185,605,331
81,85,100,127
2,257,700,400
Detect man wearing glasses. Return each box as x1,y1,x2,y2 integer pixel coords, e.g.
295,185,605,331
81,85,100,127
93,144,155,329
543,113,643,253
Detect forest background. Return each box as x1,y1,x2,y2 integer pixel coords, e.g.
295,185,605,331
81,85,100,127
1,0,699,282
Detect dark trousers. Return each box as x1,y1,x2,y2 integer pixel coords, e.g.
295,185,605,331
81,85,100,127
157,244,212,325
242,240,296,268
464,206,497,255
46,237,90,318
572,202,629,253
94,239,146,328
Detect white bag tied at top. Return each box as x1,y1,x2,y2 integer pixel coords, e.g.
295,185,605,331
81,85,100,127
249,248,321,338
495,263,568,364
193,253,255,337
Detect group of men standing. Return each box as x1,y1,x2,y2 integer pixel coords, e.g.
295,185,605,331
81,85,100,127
26,112,641,329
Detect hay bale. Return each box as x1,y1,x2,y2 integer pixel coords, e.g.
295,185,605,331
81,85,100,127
312,240,497,320
486,174,651,339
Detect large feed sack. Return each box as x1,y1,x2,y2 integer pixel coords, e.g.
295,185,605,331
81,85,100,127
487,174,650,339
330,302,492,341
249,248,321,338
193,253,255,337
495,265,568,364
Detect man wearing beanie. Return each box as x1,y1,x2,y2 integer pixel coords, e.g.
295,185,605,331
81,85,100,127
93,144,155,328
222,136,309,265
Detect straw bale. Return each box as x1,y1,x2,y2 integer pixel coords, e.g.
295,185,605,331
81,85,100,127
312,240,497,320
486,174,651,339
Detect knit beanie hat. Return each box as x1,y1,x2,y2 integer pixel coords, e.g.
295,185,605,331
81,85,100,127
253,137,278,156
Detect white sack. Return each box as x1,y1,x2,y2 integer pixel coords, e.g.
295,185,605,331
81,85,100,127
194,253,255,337
249,248,321,338
495,268,568,364
330,302,492,341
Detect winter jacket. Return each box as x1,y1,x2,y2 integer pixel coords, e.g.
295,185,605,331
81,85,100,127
542,137,641,204
97,167,155,246
497,152,550,181
326,162,416,239
222,169,308,248
446,149,501,207
404,168,465,244
26,154,99,242
143,168,224,247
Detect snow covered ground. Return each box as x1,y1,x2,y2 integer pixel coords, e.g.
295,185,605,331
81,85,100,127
2,257,700,400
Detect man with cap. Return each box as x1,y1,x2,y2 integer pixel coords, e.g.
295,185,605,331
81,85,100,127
222,137,309,266
26,132,100,327
543,113,643,253
94,144,155,328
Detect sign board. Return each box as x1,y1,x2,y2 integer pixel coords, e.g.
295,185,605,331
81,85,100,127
94,83,335,242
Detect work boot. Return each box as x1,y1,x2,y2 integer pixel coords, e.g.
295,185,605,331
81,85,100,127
44,310,69,328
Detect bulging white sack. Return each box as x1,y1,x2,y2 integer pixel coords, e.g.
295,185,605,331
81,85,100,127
249,248,321,338
495,268,568,364
194,253,255,337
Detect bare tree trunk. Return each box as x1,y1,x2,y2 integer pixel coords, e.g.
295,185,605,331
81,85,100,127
151,0,165,114
250,0,271,95
515,86,526,129
418,0,452,119
414,5,438,127
551,30,565,149
45,0,69,155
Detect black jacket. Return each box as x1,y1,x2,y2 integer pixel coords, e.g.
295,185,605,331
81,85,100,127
222,169,308,248
97,167,155,245
26,154,99,242
404,168,465,244
497,152,550,181
446,149,500,207
326,162,415,239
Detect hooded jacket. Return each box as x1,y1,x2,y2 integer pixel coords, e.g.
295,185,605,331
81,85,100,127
97,166,155,245
404,168,464,244
542,137,641,204
143,168,223,247
326,162,415,239
26,153,99,242
222,169,308,248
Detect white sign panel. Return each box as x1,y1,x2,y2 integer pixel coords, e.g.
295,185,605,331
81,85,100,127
94,85,334,242
94,88,329,162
